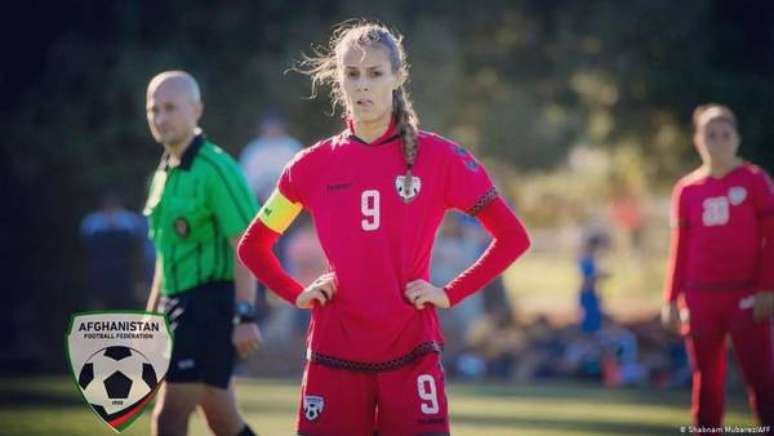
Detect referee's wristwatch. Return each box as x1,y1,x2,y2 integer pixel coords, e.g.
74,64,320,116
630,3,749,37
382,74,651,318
234,301,257,325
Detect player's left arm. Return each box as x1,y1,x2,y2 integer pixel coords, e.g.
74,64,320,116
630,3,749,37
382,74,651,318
406,197,530,309
406,145,530,309
753,169,774,321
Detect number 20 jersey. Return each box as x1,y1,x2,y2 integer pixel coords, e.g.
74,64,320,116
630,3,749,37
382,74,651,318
276,125,497,365
665,163,774,300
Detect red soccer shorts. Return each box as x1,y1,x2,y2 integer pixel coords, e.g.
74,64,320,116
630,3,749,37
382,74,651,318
296,351,450,436
683,289,774,430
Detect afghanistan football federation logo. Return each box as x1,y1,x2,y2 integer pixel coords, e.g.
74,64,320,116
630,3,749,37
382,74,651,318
303,395,325,421
395,175,422,202
66,312,173,433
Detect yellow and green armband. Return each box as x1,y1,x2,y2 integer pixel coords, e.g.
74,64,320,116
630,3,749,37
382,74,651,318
258,189,302,234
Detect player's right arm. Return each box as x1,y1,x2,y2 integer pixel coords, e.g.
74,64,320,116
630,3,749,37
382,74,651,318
145,258,162,312
662,181,691,331
237,162,336,309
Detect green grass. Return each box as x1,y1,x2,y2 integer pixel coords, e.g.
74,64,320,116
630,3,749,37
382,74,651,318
0,376,757,435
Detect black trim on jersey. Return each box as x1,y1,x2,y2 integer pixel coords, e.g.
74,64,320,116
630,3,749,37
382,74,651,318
179,134,205,171
467,187,498,216
349,132,401,147
686,279,756,292
309,341,442,372
199,154,252,225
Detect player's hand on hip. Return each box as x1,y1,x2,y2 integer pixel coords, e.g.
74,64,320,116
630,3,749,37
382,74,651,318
405,279,450,310
753,291,774,322
660,302,685,333
296,272,337,309
233,322,262,359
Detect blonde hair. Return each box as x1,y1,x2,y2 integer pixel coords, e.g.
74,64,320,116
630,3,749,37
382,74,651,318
692,103,737,132
295,20,420,200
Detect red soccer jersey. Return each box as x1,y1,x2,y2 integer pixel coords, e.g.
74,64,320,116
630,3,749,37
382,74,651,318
664,163,774,302
276,122,498,364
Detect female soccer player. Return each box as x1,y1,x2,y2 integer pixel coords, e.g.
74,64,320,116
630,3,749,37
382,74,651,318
662,104,774,431
238,21,530,435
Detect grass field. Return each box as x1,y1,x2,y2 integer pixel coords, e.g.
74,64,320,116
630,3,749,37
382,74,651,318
1,376,757,435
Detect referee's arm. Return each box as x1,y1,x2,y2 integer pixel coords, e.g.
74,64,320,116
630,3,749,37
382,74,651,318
207,152,262,356
231,235,261,357
230,235,256,309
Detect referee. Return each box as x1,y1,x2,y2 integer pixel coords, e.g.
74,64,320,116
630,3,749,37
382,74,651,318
143,70,259,436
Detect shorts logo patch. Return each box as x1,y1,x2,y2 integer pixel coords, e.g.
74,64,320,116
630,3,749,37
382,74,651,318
303,395,324,421
174,217,191,238
728,186,747,206
395,175,422,202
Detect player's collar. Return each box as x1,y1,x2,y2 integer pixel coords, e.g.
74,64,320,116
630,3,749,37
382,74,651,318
345,117,400,146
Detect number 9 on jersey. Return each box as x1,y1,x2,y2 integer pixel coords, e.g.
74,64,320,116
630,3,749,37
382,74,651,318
361,190,380,231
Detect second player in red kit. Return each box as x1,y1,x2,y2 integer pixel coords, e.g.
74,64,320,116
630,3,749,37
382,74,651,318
662,104,774,432
238,21,530,435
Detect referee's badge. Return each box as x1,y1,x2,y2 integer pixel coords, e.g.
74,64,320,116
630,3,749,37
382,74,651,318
303,395,324,421
395,175,421,202
174,217,191,238
728,186,747,206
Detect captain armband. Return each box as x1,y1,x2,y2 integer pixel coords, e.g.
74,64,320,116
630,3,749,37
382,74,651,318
258,189,302,234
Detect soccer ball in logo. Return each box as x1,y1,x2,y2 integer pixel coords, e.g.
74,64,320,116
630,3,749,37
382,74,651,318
78,346,158,417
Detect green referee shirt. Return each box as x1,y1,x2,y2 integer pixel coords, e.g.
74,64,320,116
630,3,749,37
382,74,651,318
143,133,258,296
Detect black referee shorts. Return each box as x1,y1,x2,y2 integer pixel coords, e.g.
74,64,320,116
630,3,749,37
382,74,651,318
159,281,235,389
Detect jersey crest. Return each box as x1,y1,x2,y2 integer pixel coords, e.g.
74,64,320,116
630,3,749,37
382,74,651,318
728,186,747,206
395,175,422,202
174,217,191,238
303,395,324,421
